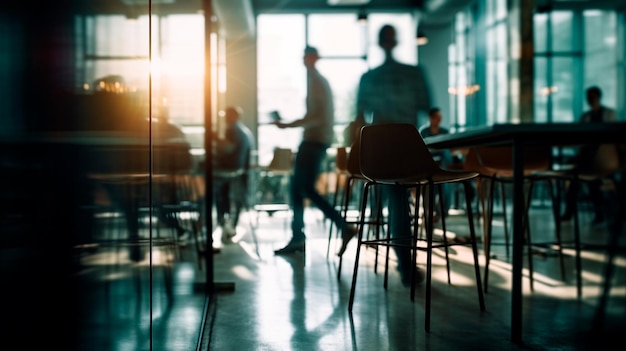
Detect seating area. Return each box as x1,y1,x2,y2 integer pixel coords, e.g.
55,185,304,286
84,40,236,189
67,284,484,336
3,1,626,350
204,188,626,350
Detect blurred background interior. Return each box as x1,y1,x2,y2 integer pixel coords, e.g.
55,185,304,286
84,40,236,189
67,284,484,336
0,0,624,350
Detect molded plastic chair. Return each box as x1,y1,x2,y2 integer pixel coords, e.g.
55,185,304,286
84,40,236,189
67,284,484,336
535,142,625,298
327,146,351,257
466,146,564,292
347,123,485,332
254,148,293,219
332,141,386,281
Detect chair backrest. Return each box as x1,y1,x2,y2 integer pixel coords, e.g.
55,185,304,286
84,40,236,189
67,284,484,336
359,123,440,182
267,148,293,172
347,135,361,175
587,143,622,177
475,146,552,175
335,146,349,172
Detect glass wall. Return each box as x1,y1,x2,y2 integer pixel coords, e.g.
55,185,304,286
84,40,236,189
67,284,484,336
1,4,209,349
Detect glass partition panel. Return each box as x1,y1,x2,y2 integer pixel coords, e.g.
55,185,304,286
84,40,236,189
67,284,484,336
0,3,207,350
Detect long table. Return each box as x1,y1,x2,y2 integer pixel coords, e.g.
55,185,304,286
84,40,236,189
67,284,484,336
423,122,626,343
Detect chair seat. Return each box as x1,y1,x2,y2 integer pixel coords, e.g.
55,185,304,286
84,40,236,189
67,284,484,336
382,170,479,185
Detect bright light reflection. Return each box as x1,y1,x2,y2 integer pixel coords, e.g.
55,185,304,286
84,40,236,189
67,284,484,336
232,265,255,281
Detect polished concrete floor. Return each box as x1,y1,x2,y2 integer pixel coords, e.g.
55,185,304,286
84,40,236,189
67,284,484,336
23,188,623,350
200,196,626,351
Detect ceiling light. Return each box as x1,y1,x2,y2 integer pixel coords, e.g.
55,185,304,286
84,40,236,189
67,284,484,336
328,0,371,5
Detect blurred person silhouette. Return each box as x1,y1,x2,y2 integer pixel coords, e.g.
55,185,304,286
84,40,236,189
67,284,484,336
338,24,432,286
213,106,255,241
273,46,357,255
93,77,192,246
560,86,617,224
99,113,192,264
153,116,193,238
419,107,453,219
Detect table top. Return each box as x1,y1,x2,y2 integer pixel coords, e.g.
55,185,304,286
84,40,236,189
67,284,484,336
423,122,626,149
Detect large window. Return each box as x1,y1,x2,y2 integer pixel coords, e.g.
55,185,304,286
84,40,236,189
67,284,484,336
485,0,508,125
533,11,578,123
256,12,415,165
76,13,206,150
534,9,620,122
449,9,477,129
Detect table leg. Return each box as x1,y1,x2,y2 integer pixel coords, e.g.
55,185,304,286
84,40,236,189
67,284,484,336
511,139,524,343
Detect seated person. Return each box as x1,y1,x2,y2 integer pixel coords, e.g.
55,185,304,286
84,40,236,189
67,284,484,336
561,86,617,224
101,115,192,247
152,117,193,238
213,106,255,239
419,107,454,218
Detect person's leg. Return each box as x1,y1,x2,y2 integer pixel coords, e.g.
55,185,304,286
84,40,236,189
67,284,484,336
561,180,579,220
299,143,348,230
230,174,248,229
437,150,454,215
214,177,229,227
275,144,307,254
588,179,605,223
386,184,419,285
289,149,307,241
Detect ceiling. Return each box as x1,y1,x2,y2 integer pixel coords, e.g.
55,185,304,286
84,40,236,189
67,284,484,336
248,0,475,26
229,0,473,39
72,0,472,26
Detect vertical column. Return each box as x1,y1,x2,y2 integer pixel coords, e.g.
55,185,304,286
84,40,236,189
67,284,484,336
508,0,534,123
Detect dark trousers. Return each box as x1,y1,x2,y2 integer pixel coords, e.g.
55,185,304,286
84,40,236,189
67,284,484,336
383,185,413,276
214,174,247,227
564,144,604,216
290,141,347,240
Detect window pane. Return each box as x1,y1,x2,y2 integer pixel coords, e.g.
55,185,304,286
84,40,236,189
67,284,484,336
91,15,151,56
494,60,508,123
160,15,205,125
534,14,547,53
534,57,548,123
309,14,365,56
317,59,368,125
486,20,507,125
552,57,574,122
257,14,306,165
552,12,573,52
486,0,507,25
454,65,467,126
584,10,617,111
84,15,153,93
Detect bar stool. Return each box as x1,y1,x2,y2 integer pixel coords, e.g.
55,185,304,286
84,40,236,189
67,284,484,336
348,123,485,332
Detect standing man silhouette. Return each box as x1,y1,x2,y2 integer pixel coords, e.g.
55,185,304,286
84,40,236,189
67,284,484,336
273,46,356,255
339,24,432,286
